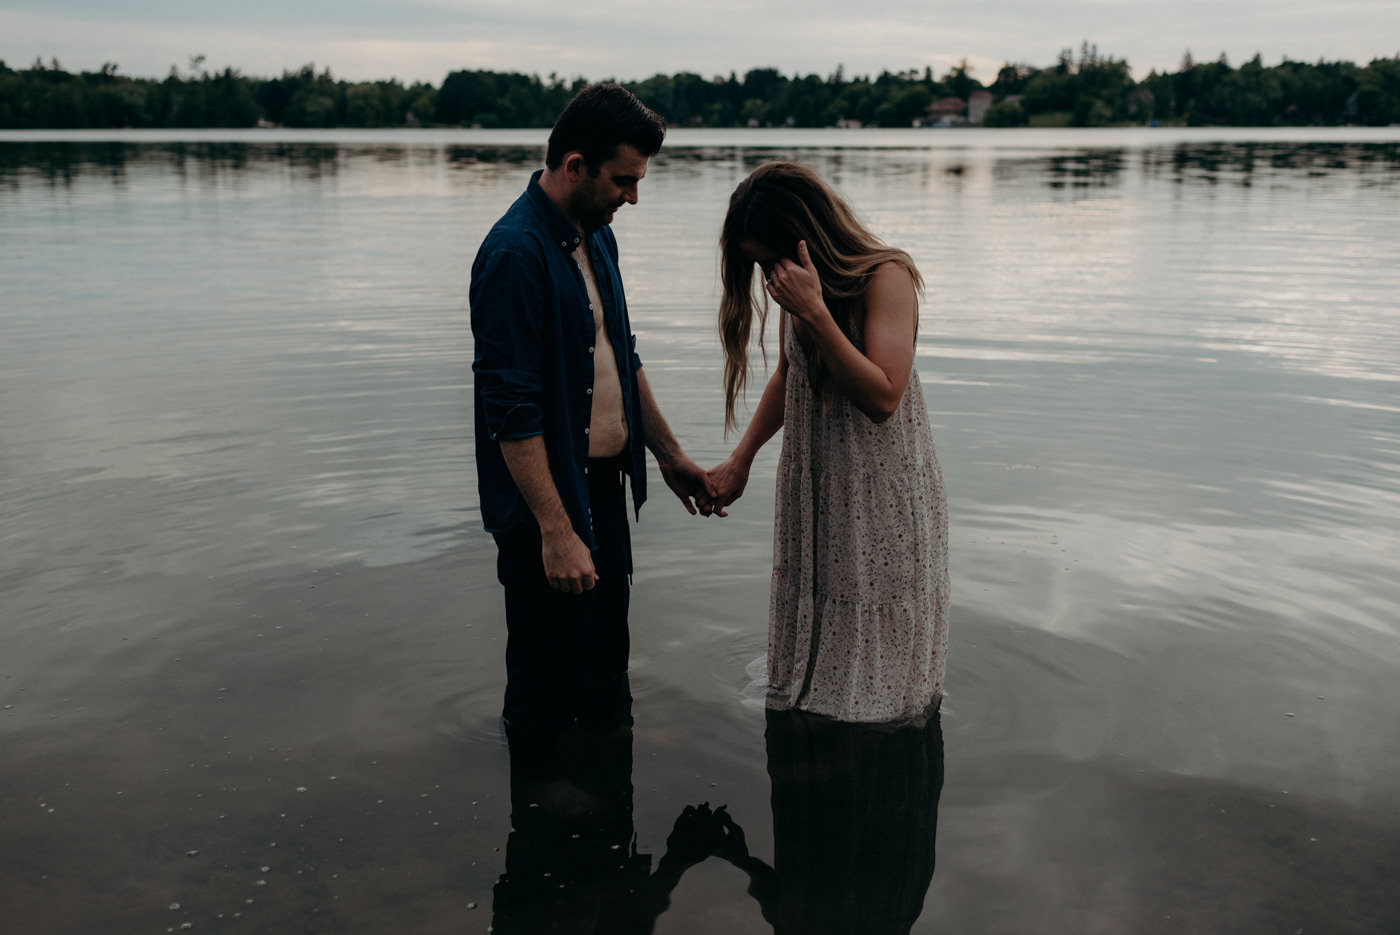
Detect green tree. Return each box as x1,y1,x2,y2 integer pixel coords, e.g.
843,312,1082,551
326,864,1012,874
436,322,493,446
0,52,1390,131
1353,57,1400,125
943,60,977,99
982,100,1028,127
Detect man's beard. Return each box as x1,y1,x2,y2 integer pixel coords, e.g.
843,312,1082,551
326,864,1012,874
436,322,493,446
568,177,618,233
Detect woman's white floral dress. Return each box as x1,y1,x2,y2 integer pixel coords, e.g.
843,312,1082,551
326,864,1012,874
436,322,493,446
767,310,949,723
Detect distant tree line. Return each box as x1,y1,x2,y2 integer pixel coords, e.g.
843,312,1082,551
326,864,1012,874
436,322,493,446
2,45,1398,130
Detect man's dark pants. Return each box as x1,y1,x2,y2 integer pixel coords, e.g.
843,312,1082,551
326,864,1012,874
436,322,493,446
494,457,634,764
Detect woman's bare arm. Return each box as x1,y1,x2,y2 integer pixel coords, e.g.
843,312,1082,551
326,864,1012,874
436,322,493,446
709,313,789,515
768,242,917,423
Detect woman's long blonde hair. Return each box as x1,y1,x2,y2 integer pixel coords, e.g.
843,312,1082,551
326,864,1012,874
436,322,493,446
719,161,923,433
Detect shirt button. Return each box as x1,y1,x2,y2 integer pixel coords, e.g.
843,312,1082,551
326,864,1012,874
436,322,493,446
586,388,593,395
584,427,590,435
588,346,595,354
584,467,590,475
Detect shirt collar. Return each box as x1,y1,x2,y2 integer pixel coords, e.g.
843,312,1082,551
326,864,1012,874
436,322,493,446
526,169,586,254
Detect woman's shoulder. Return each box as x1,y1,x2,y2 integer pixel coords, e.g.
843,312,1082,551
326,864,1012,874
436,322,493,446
859,259,919,311
868,258,918,289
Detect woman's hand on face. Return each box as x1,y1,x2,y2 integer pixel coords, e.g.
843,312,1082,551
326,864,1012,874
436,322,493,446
765,240,828,325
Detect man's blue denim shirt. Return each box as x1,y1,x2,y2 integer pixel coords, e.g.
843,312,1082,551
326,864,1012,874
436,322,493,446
471,170,647,548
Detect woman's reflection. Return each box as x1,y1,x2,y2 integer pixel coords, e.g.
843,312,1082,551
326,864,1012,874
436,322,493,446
717,708,945,934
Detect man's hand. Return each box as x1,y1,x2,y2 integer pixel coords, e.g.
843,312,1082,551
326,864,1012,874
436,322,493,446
541,526,598,594
658,455,719,516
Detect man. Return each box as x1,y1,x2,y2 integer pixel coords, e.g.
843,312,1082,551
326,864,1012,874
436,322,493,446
471,84,713,767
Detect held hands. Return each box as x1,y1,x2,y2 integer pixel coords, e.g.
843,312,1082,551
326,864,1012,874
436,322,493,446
663,803,750,868
658,454,719,516
659,453,749,518
711,806,751,864
706,454,751,517
654,451,751,519
664,802,720,867
764,240,829,326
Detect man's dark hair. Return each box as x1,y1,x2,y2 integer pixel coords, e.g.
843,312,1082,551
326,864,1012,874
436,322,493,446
545,84,666,171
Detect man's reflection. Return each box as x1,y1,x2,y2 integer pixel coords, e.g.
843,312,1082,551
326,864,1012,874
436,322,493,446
491,720,712,933
716,709,945,934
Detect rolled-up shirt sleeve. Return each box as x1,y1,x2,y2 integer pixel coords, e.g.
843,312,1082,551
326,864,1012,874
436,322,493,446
471,248,547,441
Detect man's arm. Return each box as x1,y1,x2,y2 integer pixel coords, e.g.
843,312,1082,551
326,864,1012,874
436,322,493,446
473,246,596,593
636,368,717,515
498,436,598,594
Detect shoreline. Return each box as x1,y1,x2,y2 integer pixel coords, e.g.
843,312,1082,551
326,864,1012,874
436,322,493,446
4,125,1400,147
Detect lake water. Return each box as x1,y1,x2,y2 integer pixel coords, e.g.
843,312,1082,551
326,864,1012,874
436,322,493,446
2,127,1399,933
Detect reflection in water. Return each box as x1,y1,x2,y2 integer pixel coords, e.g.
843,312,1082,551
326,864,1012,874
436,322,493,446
0,140,341,186
982,141,1400,189
492,721,709,933
0,139,545,190
4,136,1397,195
1,128,1397,933
445,144,540,168
718,710,946,934
491,710,944,934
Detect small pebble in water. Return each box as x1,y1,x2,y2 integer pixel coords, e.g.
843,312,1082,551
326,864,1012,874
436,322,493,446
186,850,199,857
169,903,180,911
296,787,307,793
1285,712,1296,717
467,902,477,910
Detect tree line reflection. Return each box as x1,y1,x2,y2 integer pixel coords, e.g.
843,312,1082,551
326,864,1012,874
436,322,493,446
3,140,1397,193
0,141,541,189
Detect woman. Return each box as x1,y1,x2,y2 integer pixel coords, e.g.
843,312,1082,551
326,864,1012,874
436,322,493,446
709,162,948,724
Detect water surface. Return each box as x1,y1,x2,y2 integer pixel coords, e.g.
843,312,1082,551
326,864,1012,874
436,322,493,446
2,128,1399,933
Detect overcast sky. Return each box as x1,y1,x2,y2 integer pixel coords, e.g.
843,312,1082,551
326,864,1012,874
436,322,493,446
4,0,1398,85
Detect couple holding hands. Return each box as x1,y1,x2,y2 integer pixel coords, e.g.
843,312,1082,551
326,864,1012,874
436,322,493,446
471,84,948,768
